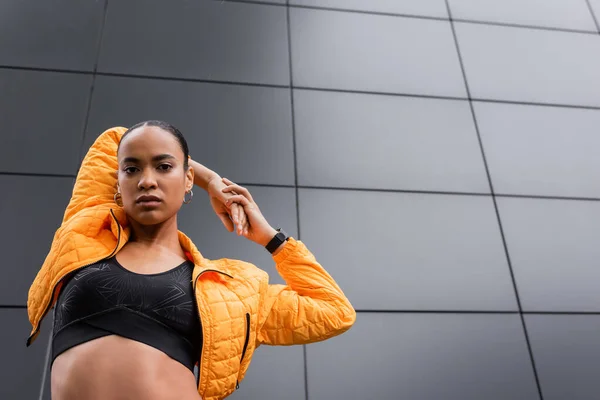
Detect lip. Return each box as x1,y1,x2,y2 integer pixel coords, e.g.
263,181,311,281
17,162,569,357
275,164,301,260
136,195,162,204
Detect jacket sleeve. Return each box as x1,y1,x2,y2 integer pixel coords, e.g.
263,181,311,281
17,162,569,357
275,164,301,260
256,237,356,346
62,127,127,224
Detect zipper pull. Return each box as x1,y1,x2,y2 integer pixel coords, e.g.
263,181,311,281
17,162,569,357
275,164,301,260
236,380,240,390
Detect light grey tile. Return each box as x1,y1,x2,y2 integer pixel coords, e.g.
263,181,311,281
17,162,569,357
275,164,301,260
290,0,448,17
0,309,52,400
455,23,600,106
307,313,539,400
290,8,466,97
0,69,92,175
98,0,289,85
229,345,305,400
0,0,105,70
449,0,597,31
179,185,298,286
85,76,294,185
498,198,600,312
475,102,600,198
294,90,488,193
525,315,600,400
0,175,73,305
299,189,517,311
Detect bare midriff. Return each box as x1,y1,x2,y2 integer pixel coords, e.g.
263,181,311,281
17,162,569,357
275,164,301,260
51,335,201,400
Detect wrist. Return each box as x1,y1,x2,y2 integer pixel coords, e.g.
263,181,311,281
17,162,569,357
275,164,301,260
190,159,220,191
258,227,278,247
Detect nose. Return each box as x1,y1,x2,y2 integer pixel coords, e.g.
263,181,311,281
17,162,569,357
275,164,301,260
137,169,158,190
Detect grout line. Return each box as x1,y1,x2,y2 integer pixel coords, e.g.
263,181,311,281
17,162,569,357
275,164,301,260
445,1,545,399
95,71,289,89
286,3,309,400
2,173,600,202
293,86,467,101
287,3,598,35
4,63,600,111
288,3,447,22
471,97,600,111
3,63,600,111
0,172,76,179
357,310,600,315
76,0,110,165
584,0,600,32
220,0,286,7
453,17,597,35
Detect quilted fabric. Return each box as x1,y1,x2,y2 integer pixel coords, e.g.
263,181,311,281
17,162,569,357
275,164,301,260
26,127,356,399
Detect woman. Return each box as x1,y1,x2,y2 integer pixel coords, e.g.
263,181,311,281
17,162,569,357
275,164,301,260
26,121,355,400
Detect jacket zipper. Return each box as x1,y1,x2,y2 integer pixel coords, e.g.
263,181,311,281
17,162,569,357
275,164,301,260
193,268,233,394
236,313,251,390
27,209,123,346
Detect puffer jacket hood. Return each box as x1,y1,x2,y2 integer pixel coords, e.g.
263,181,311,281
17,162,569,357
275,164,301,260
27,127,356,399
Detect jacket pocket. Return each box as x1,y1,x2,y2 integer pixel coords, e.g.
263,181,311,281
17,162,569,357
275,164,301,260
236,313,251,390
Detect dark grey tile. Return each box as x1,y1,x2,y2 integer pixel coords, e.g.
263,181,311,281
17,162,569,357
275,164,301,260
525,315,600,400
449,0,597,31
84,76,294,186
299,188,518,311
0,308,53,400
228,345,305,400
0,69,92,175
294,90,488,193
178,185,298,286
307,313,539,400
0,175,74,305
0,0,105,70
290,8,466,97
98,0,289,85
498,198,600,312
455,23,600,106
290,0,448,17
475,102,600,198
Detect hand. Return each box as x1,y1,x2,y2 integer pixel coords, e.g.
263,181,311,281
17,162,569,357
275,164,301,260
207,177,249,235
221,177,278,246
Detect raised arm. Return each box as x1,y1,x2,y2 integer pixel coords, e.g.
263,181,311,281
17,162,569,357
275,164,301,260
62,127,247,233
220,178,356,346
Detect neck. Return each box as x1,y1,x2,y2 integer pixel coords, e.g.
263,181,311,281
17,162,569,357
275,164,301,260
128,215,181,253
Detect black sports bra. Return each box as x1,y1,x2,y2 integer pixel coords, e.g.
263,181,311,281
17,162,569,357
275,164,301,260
51,255,202,372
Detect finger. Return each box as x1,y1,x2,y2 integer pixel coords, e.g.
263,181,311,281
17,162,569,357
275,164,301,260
230,203,240,224
240,208,248,232
225,194,251,208
222,178,254,203
237,207,244,235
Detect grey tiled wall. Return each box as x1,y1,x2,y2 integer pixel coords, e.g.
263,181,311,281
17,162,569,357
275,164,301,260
2,1,600,399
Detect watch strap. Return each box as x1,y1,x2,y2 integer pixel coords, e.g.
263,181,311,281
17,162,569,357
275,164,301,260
265,228,289,254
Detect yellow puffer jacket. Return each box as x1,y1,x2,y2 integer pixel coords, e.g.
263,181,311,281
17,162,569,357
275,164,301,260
26,127,356,400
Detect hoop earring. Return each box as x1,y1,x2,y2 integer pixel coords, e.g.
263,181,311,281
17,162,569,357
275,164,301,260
114,192,124,207
183,189,193,204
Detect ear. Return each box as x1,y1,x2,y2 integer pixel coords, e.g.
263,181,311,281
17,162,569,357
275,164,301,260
185,165,194,192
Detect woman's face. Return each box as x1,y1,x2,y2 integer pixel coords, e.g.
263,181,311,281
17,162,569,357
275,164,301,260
117,126,194,226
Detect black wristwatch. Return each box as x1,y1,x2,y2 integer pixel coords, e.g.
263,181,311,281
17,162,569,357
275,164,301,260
265,228,289,254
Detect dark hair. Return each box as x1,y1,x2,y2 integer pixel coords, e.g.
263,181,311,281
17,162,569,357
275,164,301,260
117,120,190,170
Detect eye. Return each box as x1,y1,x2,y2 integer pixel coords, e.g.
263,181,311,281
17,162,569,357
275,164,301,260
124,166,138,174
158,164,173,171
